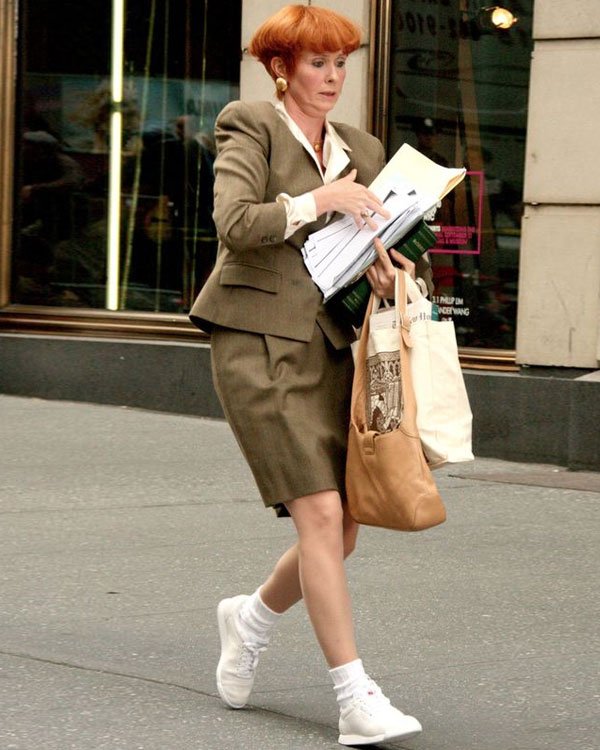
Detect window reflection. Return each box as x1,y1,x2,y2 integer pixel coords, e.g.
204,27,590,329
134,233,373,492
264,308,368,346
388,0,532,350
13,0,241,312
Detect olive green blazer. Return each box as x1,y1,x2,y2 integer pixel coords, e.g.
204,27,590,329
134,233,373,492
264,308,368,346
189,100,431,349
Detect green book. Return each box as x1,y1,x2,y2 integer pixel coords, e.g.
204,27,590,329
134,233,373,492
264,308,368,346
327,220,437,327
394,220,437,263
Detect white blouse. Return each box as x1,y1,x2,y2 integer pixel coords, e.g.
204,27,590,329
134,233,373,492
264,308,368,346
273,100,352,239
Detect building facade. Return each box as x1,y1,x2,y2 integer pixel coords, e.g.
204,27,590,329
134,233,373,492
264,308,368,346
1,1,599,468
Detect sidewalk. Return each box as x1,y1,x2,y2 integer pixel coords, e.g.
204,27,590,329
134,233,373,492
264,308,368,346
0,395,597,750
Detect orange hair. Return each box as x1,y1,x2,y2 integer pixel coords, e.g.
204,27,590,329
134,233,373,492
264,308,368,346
248,4,361,95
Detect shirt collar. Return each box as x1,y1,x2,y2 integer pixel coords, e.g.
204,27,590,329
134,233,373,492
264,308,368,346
323,117,352,154
273,100,351,182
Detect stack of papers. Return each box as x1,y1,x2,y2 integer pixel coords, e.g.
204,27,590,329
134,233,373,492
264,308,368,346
303,180,421,300
369,143,466,210
302,144,466,300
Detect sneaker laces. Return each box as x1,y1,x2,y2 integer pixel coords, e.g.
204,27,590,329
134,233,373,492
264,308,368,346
236,641,267,679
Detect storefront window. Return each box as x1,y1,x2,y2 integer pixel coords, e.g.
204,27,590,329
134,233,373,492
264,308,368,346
13,0,241,312
387,0,532,349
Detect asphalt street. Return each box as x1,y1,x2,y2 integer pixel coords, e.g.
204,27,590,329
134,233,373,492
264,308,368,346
0,395,598,750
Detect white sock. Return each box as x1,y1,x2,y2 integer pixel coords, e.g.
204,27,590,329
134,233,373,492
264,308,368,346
329,658,368,710
237,587,282,645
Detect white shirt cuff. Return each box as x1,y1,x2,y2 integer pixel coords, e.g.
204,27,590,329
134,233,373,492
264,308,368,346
276,192,317,239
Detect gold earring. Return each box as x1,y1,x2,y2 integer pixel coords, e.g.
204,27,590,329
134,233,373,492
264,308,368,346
275,77,288,93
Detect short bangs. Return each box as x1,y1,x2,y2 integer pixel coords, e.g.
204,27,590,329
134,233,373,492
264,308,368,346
248,5,362,76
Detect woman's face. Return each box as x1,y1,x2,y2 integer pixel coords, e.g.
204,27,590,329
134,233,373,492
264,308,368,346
285,49,347,117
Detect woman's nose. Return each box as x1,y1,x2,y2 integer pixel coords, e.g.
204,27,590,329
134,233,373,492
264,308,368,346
326,65,338,81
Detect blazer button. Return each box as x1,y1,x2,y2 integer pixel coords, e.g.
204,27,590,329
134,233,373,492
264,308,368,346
269,234,277,243
261,235,268,243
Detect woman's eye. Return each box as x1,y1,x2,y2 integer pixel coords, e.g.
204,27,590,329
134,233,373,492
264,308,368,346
336,59,346,68
312,60,324,68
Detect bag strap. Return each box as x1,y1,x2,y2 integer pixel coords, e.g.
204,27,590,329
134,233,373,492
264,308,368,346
416,277,429,297
405,273,429,303
371,271,411,341
350,270,415,432
349,289,375,431
396,270,419,436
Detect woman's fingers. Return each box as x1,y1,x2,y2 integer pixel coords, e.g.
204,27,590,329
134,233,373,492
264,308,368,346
318,173,391,227
366,264,394,298
373,237,392,267
334,178,388,227
339,168,358,184
368,191,390,219
366,238,397,297
355,199,390,229
355,210,379,230
362,190,389,219
366,241,418,297
389,248,416,278
362,214,378,231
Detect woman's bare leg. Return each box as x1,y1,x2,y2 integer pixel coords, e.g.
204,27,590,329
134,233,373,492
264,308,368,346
260,500,358,616
215,494,358,708
218,492,422,742
262,490,359,667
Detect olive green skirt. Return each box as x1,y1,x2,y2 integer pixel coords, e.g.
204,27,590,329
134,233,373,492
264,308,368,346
210,324,354,517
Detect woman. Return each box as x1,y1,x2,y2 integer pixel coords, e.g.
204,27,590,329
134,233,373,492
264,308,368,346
190,5,431,745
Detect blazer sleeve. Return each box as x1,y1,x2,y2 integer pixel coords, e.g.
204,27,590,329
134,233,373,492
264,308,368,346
212,101,287,254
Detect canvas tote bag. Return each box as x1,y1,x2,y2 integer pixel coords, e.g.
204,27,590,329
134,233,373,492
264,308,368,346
346,270,446,532
404,274,474,467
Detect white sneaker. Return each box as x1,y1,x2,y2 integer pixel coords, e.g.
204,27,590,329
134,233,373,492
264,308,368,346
216,595,267,709
338,679,422,746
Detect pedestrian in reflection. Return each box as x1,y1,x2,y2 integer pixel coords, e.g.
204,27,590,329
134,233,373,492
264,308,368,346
21,131,83,230
413,117,448,167
173,115,218,292
190,5,432,746
413,117,455,228
15,131,83,304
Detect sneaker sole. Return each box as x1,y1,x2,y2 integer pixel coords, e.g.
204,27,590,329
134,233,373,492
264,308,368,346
338,728,421,746
216,598,246,709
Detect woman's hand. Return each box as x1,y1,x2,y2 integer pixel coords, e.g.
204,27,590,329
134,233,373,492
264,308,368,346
312,169,390,229
366,237,416,298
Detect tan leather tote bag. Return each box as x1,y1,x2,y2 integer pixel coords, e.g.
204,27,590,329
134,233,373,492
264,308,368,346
346,270,446,531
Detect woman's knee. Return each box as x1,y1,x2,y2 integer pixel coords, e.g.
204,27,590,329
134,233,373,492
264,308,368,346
287,490,344,539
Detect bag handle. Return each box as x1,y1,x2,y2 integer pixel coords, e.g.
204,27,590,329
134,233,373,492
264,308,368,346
405,274,429,303
350,270,415,432
371,273,427,310
371,273,402,333
370,271,413,344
